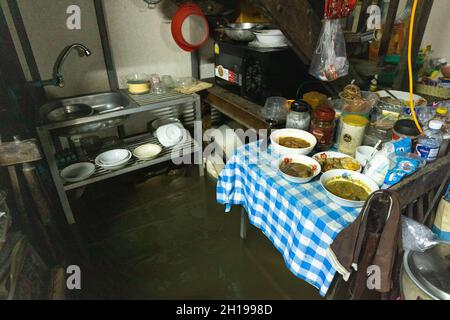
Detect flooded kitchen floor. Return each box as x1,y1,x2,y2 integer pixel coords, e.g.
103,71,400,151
71,165,321,300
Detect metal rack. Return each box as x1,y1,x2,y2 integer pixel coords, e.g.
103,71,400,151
63,133,201,191
37,91,203,225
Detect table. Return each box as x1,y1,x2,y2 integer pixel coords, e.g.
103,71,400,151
216,142,362,296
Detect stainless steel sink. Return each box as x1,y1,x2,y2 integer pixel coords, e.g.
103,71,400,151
38,91,138,135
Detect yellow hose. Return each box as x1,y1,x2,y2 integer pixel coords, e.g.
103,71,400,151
408,0,423,133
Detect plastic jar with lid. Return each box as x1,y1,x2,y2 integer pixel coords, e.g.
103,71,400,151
392,119,421,148
310,107,336,151
286,100,311,131
435,106,450,158
338,115,369,156
435,106,448,122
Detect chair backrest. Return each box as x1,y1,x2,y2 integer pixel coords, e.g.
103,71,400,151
327,156,450,300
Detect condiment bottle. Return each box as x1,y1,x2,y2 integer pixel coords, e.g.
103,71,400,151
310,107,336,151
338,115,369,156
286,100,311,131
435,106,449,158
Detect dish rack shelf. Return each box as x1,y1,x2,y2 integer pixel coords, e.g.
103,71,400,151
37,91,203,225
63,133,201,191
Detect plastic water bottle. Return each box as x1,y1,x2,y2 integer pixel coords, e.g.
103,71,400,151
415,120,444,162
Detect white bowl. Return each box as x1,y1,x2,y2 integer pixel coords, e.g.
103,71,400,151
95,150,131,171
278,155,321,184
61,162,95,183
320,169,379,208
254,30,287,45
133,144,162,161
270,129,317,156
96,149,130,165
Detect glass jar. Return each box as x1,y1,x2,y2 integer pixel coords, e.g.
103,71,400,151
338,115,369,156
310,107,336,151
286,100,311,131
363,125,392,146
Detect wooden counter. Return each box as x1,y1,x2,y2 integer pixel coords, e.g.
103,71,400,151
202,85,270,131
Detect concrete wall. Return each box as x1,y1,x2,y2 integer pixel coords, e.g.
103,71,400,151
421,0,450,61
16,0,110,99
102,0,192,88
397,0,450,61
4,0,213,100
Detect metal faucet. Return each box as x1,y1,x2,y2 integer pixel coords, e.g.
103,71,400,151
29,43,91,88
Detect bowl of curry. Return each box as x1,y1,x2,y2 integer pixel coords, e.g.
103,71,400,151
320,169,379,207
270,129,317,156
278,155,321,184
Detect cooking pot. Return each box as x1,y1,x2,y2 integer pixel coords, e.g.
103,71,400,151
401,241,450,300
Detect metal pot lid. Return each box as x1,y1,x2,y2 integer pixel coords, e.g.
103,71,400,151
405,241,450,300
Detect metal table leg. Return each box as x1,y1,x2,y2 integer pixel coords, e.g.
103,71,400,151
194,94,205,177
240,207,248,240
37,127,76,225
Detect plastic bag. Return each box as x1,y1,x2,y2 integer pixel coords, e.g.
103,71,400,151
402,216,439,252
309,19,349,82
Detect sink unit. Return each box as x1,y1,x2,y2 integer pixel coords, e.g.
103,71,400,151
36,90,204,225
38,91,137,125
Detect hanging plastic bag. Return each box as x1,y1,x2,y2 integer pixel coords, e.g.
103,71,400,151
309,19,349,82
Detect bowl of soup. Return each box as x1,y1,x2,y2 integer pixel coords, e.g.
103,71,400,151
320,169,379,207
279,155,321,184
271,129,317,156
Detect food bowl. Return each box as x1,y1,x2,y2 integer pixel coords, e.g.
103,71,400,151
95,149,132,171
60,162,95,183
96,149,130,165
133,144,162,161
270,129,317,156
47,104,93,123
224,23,263,42
278,155,321,184
254,29,287,46
320,169,379,208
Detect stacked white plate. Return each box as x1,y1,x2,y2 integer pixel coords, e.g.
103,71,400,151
95,149,132,170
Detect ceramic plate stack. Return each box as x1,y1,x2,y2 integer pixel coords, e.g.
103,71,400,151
95,149,132,171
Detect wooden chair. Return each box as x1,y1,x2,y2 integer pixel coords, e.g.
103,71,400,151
327,156,450,300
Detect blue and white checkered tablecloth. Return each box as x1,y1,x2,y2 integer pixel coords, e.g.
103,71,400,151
216,142,362,296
